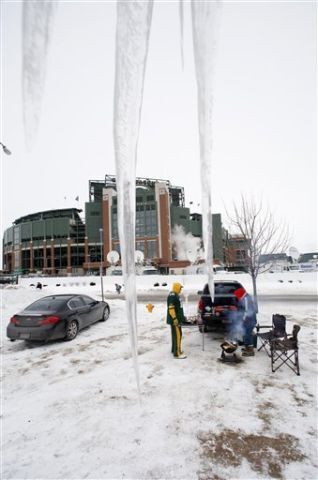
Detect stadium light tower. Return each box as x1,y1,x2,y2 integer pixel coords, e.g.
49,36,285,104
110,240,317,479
0,142,12,155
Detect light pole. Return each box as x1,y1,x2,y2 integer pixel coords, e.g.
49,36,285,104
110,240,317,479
0,142,12,155
86,252,90,274
99,228,104,302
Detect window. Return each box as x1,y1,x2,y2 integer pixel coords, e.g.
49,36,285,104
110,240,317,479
88,245,101,263
68,297,85,309
136,241,145,253
112,205,157,237
113,243,121,254
236,249,246,260
25,297,67,311
14,227,20,246
14,251,20,268
112,213,118,239
147,240,157,259
214,283,242,294
81,295,95,305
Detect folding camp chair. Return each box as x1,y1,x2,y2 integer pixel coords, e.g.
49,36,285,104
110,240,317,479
256,314,287,357
270,324,301,376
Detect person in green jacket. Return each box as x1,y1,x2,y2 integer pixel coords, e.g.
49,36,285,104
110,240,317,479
166,282,187,359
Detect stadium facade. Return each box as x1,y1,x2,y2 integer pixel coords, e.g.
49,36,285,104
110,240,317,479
2,175,225,275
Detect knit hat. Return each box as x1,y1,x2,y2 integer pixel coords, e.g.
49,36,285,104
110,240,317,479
172,282,183,294
233,287,246,300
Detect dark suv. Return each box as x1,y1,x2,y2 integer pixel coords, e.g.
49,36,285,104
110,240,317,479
197,280,244,332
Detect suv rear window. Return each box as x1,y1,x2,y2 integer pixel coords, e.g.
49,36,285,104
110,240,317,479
215,283,241,294
203,283,242,295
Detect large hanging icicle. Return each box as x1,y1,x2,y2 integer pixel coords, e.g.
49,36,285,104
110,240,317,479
22,0,57,150
113,0,154,397
179,0,184,69
191,0,222,300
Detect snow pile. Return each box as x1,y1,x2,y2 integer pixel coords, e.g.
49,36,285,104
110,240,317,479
16,271,318,297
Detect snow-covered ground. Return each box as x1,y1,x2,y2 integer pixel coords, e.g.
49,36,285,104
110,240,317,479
2,272,318,479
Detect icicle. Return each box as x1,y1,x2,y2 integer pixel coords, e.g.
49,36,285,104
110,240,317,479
191,0,222,301
179,0,184,70
113,0,154,399
22,0,57,150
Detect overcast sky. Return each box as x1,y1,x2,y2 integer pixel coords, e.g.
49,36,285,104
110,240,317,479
1,0,317,254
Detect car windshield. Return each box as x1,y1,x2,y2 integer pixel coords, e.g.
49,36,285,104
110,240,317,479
24,297,68,312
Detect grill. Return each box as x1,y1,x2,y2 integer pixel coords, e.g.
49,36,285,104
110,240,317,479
219,341,242,363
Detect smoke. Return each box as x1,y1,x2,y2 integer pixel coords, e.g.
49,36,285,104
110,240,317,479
171,225,204,263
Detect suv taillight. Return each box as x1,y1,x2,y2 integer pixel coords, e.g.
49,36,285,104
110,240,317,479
10,316,19,325
38,316,61,325
198,299,204,313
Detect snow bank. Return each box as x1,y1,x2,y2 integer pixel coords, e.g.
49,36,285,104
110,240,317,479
16,271,318,297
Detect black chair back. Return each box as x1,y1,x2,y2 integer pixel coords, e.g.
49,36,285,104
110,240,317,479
272,314,286,337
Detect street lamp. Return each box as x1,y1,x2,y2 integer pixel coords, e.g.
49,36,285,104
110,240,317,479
99,228,104,302
0,142,12,155
87,252,91,274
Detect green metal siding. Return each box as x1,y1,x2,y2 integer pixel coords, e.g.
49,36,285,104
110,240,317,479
4,217,73,245
189,216,202,237
45,220,54,239
21,223,32,241
4,227,13,245
52,218,70,237
18,219,70,240
32,220,45,238
170,206,190,233
212,214,223,261
85,202,102,242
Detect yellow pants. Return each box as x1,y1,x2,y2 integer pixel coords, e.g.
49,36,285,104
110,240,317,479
171,324,182,357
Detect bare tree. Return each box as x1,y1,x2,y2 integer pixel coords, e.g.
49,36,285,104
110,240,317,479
226,196,289,312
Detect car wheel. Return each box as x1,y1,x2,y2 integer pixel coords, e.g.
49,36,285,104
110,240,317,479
65,320,79,341
100,306,110,322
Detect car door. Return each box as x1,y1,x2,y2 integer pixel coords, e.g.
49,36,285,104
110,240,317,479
68,296,90,329
81,295,101,325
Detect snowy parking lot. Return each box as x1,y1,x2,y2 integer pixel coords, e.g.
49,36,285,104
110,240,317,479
2,273,318,479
